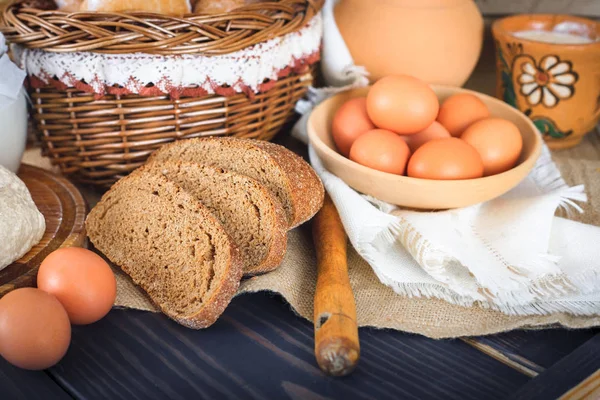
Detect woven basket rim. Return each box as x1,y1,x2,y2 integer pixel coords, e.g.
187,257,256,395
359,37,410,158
27,68,314,186
0,0,324,55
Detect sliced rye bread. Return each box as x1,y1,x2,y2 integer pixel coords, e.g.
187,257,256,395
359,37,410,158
86,170,243,329
147,137,324,228
142,160,287,275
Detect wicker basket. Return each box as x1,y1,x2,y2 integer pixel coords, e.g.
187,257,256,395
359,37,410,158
1,0,323,186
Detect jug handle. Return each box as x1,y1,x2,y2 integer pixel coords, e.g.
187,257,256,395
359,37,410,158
593,96,600,122
594,70,600,122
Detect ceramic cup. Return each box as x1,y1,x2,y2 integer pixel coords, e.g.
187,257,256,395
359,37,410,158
492,14,600,149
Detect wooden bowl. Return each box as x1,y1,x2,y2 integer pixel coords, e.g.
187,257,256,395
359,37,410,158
307,86,542,209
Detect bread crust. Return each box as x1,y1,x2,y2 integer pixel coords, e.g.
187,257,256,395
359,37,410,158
234,172,288,275
147,137,324,228
250,140,324,228
141,160,287,275
86,170,243,329
80,0,191,14
174,242,243,329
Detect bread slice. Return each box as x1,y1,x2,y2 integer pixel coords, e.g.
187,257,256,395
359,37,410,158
86,170,243,329
148,137,325,228
142,161,287,275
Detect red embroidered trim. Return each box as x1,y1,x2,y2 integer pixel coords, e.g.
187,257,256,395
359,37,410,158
26,51,320,100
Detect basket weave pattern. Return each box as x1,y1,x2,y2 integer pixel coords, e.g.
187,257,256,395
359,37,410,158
1,0,323,186
31,72,313,185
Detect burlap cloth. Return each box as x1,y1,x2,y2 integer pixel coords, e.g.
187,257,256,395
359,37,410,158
22,131,600,338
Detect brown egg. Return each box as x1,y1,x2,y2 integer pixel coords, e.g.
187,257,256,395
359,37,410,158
0,288,71,370
38,247,116,325
461,118,523,176
407,138,484,180
366,75,439,135
331,97,376,156
349,129,411,175
437,93,490,137
402,121,451,153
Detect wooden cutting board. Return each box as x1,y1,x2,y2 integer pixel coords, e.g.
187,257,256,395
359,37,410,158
0,164,87,298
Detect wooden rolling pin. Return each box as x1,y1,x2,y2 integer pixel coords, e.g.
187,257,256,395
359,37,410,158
312,193,360,376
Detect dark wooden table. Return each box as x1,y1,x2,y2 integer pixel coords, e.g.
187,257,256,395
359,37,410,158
1,292,599,400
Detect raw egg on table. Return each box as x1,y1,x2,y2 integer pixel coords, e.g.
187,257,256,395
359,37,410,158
402,121,451,152
349,129,411,175
331,97,376,156
461,118,523,176
366,75,439,134
38,247,117,325
437,93,490,137
407,138,484,180
0,288,71,370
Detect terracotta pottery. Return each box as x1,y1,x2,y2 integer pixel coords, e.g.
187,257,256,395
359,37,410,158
493,14,600,149
307,86,542,210
334,0,483,86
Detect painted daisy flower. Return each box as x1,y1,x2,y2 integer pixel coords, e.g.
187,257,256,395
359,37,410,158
518,55,578,108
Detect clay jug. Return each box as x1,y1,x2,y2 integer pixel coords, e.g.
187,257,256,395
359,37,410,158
334,0,484,86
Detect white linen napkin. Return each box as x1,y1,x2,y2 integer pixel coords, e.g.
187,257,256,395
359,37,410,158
292,0,600,315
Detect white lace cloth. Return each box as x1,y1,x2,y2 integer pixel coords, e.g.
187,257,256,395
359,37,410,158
16,13,322,97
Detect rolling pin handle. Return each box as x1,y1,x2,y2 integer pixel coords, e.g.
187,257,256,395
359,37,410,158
312,194,360,377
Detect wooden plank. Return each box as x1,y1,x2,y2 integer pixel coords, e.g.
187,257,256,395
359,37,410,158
47,293,530,400
462,329,598,377
560,369,600,400
462,338,541,377
509,334,600,400
0,357,71,399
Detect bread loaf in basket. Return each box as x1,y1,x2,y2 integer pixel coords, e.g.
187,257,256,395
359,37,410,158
0,0,323,185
